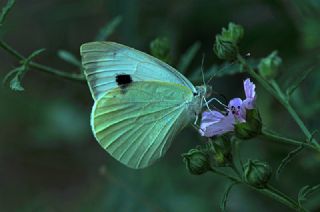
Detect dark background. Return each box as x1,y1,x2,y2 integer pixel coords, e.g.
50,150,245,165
1,0,320,211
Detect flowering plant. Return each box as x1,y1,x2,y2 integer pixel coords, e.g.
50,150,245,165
1,1,320,211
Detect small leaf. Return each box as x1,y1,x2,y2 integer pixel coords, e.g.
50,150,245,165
0,0,15,27
10,73,24,91
25,48,45,64
95,16,122,41
3,66,26,91
298,184,320,208
275,145,304,179
286,67,314,97
2,67,20,85
220,182,238,211
177,42,201,74
3,48,45,91
58,50,81,67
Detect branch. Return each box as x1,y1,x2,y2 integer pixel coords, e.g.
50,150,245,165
0,40,85,82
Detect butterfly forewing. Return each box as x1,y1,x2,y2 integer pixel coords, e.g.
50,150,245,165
91,81,194,169
81,41,196,100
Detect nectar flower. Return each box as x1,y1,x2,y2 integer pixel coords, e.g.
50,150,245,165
199,78,256,137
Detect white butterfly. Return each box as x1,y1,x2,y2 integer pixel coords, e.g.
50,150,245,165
80,41,209,169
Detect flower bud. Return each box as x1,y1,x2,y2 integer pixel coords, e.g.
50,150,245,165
258,51,282,79
213,36,238,61
211,136,233,167
150,37,171,64
213,22,244,61
221,22,244,44
182,149,211,175
244,160,272,188
234,109,262,139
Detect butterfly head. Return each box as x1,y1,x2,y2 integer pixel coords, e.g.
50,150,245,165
195,85,212,99
191,85,213,116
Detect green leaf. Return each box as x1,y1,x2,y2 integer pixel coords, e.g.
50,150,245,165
298,184,320,208
2,67,20,85
220,182,238,211
3,66,25,91
177,41,201,74
275,145,304,179
10,73,24,91
0,0,15,27
2,48,45,91
95,16,122,41
286,67,314,98
25,48,45,64
58,50,81,67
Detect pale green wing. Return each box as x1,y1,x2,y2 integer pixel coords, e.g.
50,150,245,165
80,41,196,100
91,81,194,169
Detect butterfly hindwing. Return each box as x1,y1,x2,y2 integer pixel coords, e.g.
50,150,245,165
80,41,196,100
91,81,194,169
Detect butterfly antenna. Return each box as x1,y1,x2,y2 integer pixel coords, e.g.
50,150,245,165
200,54,206,87
206,61,236,85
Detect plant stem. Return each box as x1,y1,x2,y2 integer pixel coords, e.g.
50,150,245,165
0,39,85,82
261,128,319,152
229,161,241,179
260,185,303,211
210,168,303,211
269,80,320,149
237,54,320,151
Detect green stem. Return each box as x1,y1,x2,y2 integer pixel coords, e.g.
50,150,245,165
229,161,241,179
260,185,303,211
209,168,302,211
237,54,320,151
269,80,320,149
261,128,319,152
0,39,85,82
209,167,240,183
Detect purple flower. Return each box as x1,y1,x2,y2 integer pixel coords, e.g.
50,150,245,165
199,78,256,137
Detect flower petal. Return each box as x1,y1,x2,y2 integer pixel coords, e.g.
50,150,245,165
242,98,255,110
228,98,243,109
199,111,235,137
200,110,225,129
244,78,256,99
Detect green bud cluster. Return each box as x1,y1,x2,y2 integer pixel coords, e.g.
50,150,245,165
211,136,233,167
214,22,244,60
244,159,272,188
258,51,282,80
234,109,262,139
182,149,211,175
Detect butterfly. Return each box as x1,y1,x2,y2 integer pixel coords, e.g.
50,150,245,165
80,41,210,169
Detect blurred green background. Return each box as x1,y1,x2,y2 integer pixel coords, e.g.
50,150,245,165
1,0,320,211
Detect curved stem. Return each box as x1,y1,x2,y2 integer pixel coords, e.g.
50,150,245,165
229,163,241,179
209,168,303,211
237,54,320,151
261,128,319,152
0,39,85,82
259,185,303,211
269,80,320,149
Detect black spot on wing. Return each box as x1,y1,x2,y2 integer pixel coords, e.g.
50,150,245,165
116,74,133,94
116,74,132,86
